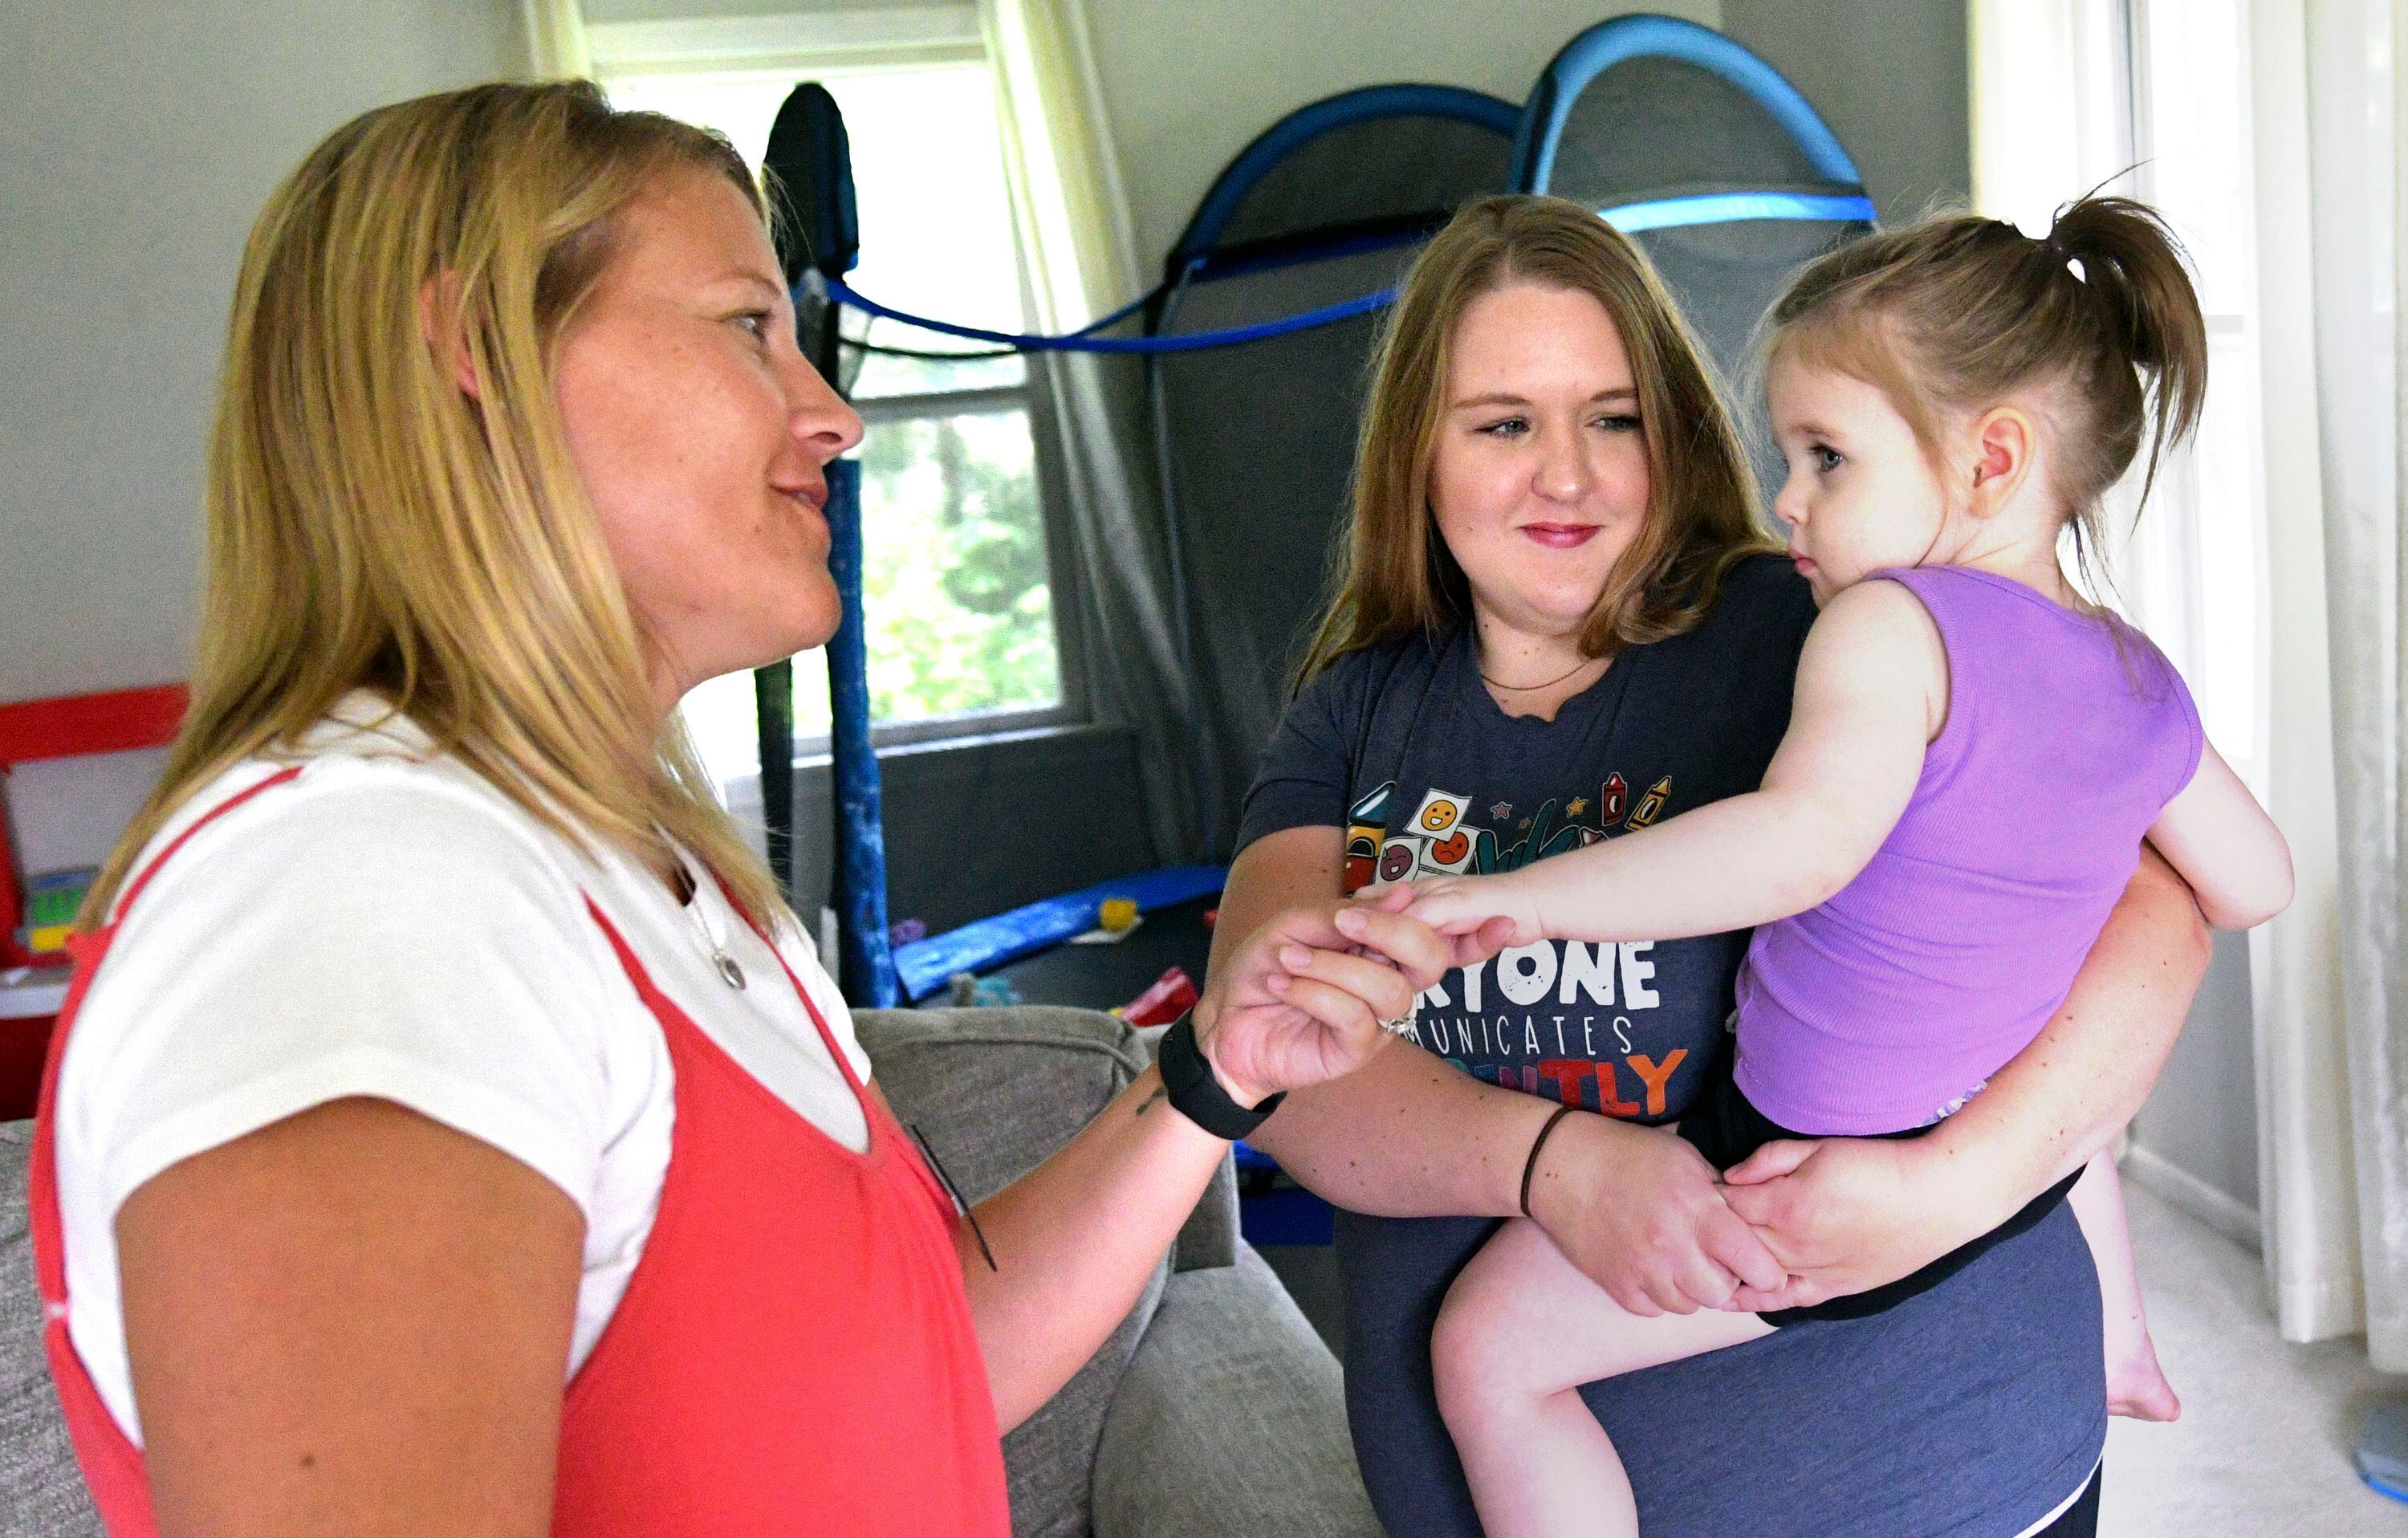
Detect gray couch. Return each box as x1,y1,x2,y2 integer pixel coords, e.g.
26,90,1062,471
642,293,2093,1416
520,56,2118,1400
0,1005,1381,1538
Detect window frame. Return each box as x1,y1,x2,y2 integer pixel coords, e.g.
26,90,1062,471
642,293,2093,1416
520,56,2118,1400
2119,0,2271,778
592,6,1092,765
1971,0,2272,779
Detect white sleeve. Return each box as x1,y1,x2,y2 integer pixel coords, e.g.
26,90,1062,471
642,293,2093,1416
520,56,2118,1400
61,762,629,1224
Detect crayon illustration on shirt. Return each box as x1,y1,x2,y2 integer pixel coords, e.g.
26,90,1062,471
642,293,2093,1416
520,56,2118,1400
1343,773,1712,1123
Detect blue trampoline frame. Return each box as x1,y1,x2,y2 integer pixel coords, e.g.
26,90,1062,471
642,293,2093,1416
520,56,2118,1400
1170,83,1523,271
1510,13,1866,196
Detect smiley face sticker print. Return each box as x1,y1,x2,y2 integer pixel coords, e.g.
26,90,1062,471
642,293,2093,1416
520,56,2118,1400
1409,790,1475,878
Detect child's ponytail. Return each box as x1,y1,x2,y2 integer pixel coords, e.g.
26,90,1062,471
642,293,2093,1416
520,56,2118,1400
2037,196,2208,511
1767,193,2210,556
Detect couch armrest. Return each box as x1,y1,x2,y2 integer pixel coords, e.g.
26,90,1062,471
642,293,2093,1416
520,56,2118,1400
864,1009,1238,1273
1091,1245,1380,1538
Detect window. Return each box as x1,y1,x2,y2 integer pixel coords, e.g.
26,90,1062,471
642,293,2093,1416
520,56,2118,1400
2122,0,2265,767
596,11,1073,795
1971,0,2268,772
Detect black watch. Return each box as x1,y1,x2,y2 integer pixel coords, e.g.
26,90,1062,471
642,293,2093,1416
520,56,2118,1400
1157,1011,1284,1140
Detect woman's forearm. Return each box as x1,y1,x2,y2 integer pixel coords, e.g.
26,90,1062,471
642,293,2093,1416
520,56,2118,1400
1212,827,1557,1217
955,1065,1228,1432
1918,843,2211,1229
1248,1041,1558,1217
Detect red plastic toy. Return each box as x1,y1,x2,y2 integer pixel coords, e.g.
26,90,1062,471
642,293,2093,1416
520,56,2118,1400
1117,966,1199,1027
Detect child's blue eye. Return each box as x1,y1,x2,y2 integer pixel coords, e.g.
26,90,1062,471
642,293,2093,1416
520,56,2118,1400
1811,445,1843,472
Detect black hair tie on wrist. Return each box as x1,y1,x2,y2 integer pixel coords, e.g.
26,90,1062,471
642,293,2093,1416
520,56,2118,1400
1519,1105,1578,1219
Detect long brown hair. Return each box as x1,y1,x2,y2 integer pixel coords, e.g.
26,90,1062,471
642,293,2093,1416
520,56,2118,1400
84,81,790,930
1296,194,1771,686
1766,195,2209,576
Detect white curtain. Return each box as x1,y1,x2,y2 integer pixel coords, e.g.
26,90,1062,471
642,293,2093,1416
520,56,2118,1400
2226,0,2354,1353
982,0,1206,864
2277,0,2408,1365
1972,0,2394,1360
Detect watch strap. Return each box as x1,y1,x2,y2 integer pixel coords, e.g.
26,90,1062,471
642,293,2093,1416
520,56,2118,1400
1157,1011,1284,1140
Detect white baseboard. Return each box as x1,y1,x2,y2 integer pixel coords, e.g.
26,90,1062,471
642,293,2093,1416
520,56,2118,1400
2121,1144,2263,1254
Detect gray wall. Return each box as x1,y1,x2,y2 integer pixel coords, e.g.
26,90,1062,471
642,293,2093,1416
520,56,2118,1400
2129,931,2262,1239
0,0,524,706
584,0,932,18
1723,0,1973,222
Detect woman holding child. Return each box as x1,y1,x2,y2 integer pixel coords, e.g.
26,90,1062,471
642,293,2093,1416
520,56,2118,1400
1211,193,2259,1536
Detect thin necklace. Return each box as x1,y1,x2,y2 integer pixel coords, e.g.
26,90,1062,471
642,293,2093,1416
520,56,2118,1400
673,852,747,991
1480,653,1601,692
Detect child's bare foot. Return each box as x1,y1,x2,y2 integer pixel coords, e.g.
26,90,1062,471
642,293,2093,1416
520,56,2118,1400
2108,1338,2181,1422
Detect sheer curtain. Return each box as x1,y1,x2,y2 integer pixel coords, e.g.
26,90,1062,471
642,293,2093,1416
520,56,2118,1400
982,0,1204,865
2292,0,2408,1367
1973,0,2398,1360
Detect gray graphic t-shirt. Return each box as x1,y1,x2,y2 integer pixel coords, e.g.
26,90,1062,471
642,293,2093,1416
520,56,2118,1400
1237,555,2107,1538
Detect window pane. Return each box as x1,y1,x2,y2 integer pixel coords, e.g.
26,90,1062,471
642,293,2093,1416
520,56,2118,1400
602,66,1027,396
822,69,1031,398
858,407,1058,721
675,405,1056,794
2140,0,2251,315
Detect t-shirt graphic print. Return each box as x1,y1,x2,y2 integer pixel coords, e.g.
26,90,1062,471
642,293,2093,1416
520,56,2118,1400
1345,771,1726,1125
1238,556,1817,1130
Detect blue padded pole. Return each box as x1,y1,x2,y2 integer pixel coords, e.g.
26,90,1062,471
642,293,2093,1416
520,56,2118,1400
824,457,899,1007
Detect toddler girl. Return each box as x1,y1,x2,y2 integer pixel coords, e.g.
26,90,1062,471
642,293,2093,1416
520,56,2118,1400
1401,197,2294,1538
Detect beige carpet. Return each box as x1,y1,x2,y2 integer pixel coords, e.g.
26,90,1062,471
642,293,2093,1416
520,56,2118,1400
2103,1183,2408,1535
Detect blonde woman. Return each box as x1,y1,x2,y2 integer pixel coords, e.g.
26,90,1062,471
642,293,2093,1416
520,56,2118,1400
1216,196,2213,1538
28,82,1439,1535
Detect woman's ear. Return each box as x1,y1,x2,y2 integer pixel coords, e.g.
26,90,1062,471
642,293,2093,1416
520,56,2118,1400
1963,405,2036,519
415,271,482,401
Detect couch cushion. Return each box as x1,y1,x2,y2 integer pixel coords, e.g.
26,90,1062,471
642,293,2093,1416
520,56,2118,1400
856,1007,1169,1538
855,1008,1236,1275
1,1122,101,1538
855,1007,1148,1209
1092,1245,1379,1538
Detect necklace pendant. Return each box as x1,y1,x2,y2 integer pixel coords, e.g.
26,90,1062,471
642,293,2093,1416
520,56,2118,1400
714,951,746,990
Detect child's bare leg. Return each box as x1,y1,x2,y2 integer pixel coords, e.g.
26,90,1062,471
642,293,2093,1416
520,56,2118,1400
2069,1151,2178,1421
1432,1216,1772,1538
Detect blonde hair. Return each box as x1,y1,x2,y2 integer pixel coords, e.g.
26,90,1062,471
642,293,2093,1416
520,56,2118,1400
1297,194,1773,686
1766,196,2209,576
85,80,788,930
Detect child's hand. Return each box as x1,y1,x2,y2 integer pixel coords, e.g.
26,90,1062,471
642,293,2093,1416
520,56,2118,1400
1403,873,1547,949
1354,881,1521,970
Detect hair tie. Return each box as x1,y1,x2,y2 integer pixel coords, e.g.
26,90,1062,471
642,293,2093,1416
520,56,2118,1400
2040,226,2085,283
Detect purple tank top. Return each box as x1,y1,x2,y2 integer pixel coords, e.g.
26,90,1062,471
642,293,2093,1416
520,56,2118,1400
1731,566,2204,1136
